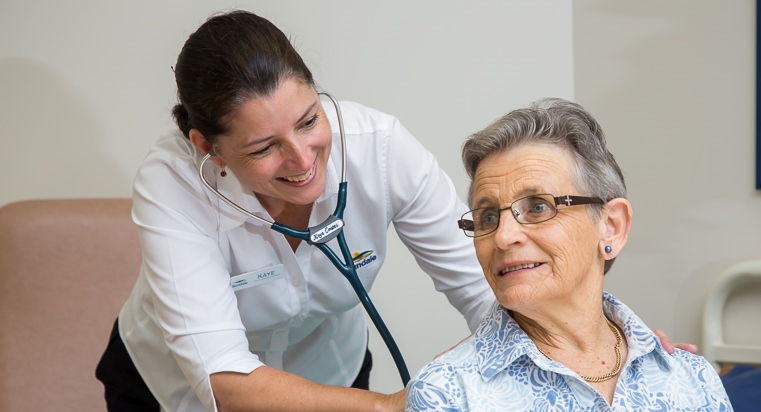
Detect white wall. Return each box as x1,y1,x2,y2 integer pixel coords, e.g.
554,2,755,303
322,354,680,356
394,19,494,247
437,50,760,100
574,0,761,361
0,1,573,392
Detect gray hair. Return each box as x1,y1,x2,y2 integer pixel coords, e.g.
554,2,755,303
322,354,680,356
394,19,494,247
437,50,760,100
461,98,627,273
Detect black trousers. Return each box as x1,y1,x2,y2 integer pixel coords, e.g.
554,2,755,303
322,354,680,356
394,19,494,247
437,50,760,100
96,319,374,411
95,320,160,411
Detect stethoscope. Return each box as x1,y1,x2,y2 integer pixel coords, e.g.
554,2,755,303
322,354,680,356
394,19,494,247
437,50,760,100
198,92,410,386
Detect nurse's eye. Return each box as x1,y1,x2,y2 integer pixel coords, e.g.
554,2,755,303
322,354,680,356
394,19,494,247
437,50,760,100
303,114,319,129
250,144,274,157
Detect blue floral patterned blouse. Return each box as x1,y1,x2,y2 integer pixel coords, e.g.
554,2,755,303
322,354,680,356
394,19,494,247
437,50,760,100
405,292,733,411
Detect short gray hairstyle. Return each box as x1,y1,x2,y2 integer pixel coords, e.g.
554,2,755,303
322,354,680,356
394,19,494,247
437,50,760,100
461,98,627,273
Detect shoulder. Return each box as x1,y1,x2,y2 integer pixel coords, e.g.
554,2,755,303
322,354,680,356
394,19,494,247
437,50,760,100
619,349,732,409
410,334,479,388
602,293,732,407
331,100,433,170
133,130,202,202
668,349,723,382
414,303,506,378
433,334,479,366
132,129,239,231
134,129,205,195
324,100,403,135
137,129,198,177
407,349,474,412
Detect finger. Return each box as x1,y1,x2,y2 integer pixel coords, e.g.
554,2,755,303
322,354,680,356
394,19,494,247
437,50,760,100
653,328,675,354
674,343,698,354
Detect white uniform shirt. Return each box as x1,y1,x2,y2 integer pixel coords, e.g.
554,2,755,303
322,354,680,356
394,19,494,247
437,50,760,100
118,101,493,411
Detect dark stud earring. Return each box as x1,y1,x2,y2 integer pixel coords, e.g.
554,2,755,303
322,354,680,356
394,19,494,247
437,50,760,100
220,168,227,177
604,245,612,253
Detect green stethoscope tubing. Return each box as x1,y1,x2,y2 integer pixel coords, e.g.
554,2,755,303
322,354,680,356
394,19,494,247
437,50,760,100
198,92,411,386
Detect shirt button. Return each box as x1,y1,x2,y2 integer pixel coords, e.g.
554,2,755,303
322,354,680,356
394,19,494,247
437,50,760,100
292,277,302,286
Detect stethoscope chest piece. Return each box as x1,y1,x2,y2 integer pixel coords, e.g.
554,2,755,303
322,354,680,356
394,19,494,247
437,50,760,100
306,214,344,245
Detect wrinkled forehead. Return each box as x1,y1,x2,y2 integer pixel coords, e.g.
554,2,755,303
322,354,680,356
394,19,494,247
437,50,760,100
471,144,579,207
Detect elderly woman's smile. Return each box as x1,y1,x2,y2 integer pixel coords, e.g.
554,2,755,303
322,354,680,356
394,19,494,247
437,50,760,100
500,262,543,275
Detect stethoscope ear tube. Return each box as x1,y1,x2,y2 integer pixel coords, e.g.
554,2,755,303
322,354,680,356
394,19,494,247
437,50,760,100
197,93,410,385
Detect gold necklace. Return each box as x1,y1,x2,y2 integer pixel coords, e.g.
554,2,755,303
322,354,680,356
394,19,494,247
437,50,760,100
536,318,623,383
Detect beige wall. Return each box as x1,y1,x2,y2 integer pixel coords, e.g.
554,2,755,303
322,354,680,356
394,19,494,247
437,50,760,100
574,1,761,355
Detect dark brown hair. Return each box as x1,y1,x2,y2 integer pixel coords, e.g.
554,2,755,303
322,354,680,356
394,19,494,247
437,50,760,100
172,10,314,143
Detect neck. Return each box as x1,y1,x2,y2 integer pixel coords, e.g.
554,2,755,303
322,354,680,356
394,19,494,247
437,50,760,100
263,200,314,253
255,192,311,221
511,304,625,385
510,284,605,350
512,308,609,351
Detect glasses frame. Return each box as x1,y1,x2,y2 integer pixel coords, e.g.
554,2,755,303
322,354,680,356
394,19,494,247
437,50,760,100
458,194,605,237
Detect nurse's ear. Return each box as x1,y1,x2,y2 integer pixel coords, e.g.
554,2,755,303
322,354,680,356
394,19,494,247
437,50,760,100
189,129,226,169
598,197,633,259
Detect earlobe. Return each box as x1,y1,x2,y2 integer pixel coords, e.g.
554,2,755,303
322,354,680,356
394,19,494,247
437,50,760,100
599,198,633,258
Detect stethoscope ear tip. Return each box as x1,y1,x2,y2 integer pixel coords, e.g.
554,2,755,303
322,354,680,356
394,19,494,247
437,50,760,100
207,149,216,157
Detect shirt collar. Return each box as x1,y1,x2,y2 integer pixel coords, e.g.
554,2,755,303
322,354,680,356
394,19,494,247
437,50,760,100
474,292,673,380
601,291,673,370
474,301,546,379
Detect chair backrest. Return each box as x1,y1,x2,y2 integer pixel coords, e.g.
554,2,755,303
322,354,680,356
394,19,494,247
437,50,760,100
702,259,761,371
0,198,140,411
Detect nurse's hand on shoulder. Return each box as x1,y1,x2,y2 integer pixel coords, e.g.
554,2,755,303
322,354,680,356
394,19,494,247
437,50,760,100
211,366,406,412
654,329,698,354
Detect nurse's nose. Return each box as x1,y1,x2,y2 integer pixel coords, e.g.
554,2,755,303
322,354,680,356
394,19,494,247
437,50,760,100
284,139,313,170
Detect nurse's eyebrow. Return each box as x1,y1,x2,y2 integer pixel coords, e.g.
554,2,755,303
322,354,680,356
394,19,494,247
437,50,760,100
241,101,319,149
295,101,319,124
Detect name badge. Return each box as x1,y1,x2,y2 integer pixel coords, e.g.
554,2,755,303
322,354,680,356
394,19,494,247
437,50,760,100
230,264,284,291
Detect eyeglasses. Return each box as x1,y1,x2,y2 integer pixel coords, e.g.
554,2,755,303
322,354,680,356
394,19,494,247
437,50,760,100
458,194,604,237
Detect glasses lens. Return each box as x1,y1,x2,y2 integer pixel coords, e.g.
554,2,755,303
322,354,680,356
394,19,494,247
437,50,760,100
513,195,556,223
471,207,500,236
462,194,564,237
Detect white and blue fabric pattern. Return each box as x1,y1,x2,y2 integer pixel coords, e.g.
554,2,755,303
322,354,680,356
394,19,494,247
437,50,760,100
405,292,733,411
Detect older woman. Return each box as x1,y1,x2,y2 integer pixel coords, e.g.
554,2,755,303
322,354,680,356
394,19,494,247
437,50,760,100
405,98,732,411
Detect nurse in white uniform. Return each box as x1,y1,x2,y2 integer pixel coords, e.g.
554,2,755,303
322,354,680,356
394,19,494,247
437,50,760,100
95,10,492,412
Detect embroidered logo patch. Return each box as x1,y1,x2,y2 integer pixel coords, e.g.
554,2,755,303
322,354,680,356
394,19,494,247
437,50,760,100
352,250,377,269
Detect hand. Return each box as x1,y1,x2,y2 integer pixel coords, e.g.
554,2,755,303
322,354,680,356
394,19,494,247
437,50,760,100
653,329,698,354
